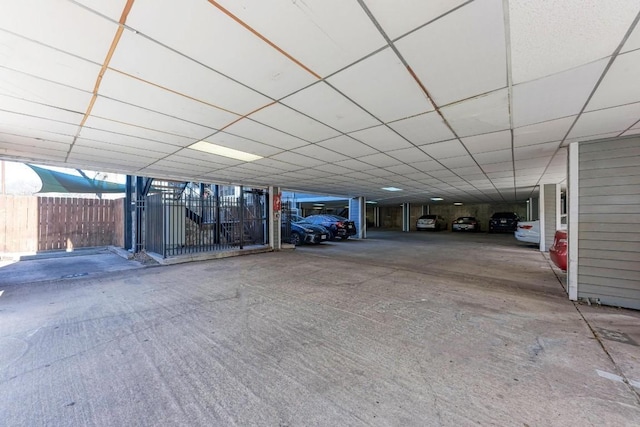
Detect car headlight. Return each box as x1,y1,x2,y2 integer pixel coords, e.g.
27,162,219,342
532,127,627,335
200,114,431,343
304,228,314,233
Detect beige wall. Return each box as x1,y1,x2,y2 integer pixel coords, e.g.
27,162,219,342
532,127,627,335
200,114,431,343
374,202,527,231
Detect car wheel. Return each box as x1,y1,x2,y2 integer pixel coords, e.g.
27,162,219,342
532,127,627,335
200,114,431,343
290,232,302,246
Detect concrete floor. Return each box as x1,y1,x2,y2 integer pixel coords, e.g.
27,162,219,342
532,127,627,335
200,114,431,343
1,231,639,426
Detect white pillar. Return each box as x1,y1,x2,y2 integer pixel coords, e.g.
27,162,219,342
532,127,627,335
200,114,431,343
568,143,579,301
349,197,366,239
268,186,281,250
539,183,561,252
402,203,411,232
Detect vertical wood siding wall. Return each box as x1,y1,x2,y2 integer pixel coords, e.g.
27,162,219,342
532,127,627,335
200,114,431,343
0,196,125,253
577,136,640,309
0,195,38,252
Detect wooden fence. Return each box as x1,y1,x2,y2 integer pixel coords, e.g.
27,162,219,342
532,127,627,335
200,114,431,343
0,196,125,253
0,195,38,252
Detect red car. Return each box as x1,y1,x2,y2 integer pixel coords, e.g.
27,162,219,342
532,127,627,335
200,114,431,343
549,230,567,271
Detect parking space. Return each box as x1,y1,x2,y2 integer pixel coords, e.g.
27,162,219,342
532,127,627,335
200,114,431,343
1,232,639,425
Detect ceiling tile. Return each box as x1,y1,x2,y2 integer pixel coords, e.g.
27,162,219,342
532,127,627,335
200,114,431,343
357,153,403,168
109,31,271,115
514,141,560,160
395,0,507,105
389,112,455,145
384,164,419,175
83,116,193,147
269,151,325,168
0,31,101,91
249,103,339,142
419,140,467,159
509,0,640,83
223,119,308,151
99,70,239,129
327,48,433,122
291,144,350,163
90,97,214,141
482,162,513,173
0,133,69,154
215,0,386,76
567,103,640,140
73,0,129,21
282,82,379,133
512,59,607,127
514,116,575,147
473,149,512,165
461,130,511,154
316,135,378,157
204,132,283,157
0,125,73,145
127,0,317,99
347,125,413,151
622,22,640,53
387,147,433,164
0,94,83,125
0,68,92,113
442,89,510,137
438,155,477,169
587,51,640,111
363,0,468,40
0,0,117,63
0,111,78,136
78,128,179,155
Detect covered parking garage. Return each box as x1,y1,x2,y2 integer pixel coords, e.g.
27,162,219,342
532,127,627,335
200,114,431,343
1,0,640,424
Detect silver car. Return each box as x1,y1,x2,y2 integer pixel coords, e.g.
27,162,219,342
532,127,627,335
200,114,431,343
416,215,447,231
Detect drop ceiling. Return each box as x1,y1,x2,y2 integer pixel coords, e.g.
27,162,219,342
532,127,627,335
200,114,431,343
1,0,639,204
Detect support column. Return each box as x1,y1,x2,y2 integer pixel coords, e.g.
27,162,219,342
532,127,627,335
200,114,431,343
402,203,411,232
374,206,380,228
349,197,366,239
124,175,133,250
567,143,579,301
268,186,282,250
539,183,561,252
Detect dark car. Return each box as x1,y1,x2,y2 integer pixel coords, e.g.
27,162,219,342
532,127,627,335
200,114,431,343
289,221,329,245
303,214,357,240
452,216,480,232
489,212,520,233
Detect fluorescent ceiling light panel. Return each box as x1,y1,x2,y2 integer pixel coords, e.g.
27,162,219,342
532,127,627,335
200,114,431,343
189,141,262,162
382,187,403,191
431,197,444,201
454,202,463,205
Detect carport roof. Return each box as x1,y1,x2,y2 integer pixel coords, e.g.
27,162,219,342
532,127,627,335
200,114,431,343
1,1,639,204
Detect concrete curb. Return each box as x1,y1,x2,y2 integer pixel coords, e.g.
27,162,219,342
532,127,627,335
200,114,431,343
146,245,276,265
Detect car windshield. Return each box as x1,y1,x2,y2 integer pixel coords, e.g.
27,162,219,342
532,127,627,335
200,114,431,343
419,215,436,219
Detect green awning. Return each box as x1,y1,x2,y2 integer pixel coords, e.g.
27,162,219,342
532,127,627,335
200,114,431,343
27,164,125,194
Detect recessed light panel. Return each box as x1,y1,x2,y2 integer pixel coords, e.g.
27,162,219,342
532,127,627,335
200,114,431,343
189,141,262,162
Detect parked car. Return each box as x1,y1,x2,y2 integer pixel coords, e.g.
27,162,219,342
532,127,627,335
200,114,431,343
288,221,329,245
515,220,540,244
489,212,520,233
452,216,480,232
303,214,356,240
416,215,447,231
549,230,568,271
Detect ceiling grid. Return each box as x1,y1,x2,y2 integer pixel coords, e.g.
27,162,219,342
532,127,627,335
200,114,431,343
1,0,639,204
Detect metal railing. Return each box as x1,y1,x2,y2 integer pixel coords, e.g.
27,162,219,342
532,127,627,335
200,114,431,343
142,188,268,258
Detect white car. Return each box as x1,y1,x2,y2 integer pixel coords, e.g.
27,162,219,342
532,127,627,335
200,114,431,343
514,220,540,244
416,215,447,231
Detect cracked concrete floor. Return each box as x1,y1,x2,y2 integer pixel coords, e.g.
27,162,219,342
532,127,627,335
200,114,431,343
1,231,639,426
